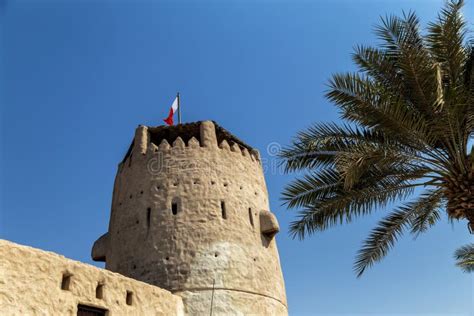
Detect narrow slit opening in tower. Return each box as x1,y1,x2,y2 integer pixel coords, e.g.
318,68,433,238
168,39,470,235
221,201,227,219
126,291,134,306
61,273,71,291
147,207,151,228
96,283,104,299
249,208,254,227
172,202,178,215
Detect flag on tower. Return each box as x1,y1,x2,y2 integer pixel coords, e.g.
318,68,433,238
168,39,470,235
163,93,180,126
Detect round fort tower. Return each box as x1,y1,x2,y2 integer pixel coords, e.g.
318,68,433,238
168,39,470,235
92,121,287,315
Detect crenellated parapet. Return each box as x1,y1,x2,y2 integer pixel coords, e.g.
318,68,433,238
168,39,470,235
123,121,261,168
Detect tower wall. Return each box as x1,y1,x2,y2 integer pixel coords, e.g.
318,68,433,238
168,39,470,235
94,121,287,315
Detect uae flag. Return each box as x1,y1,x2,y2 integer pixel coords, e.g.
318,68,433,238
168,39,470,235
163,95,179,126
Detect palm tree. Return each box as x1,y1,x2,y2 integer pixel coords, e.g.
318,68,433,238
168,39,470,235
280,0,473,276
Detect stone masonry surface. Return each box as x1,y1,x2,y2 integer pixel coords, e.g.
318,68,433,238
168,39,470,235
0,239,184,316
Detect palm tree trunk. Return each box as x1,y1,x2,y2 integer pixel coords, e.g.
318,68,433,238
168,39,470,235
446,161,474,233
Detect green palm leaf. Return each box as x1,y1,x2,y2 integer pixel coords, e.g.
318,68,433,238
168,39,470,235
454,244,474,272
354,191,443,277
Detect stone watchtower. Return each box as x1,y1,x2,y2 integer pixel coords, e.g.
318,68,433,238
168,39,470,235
92,121,287,315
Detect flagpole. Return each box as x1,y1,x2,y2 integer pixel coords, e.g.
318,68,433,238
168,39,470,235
177,92,181,124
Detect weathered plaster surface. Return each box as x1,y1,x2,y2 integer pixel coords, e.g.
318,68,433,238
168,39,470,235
95,121,288,315
0,239,184,316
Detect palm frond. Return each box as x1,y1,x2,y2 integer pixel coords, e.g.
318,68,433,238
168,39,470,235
352,45,401,92
464,45,474,142
333,142,423,189
282,169,341,209
279,123,416,173
427,0,467,86
409,190,444,237
287,170,417,239
426,0,470,168
454,243,474,272
326,73,436,149
354,191,443,277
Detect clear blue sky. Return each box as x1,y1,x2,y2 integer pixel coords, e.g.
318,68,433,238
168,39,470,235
1,0,473,315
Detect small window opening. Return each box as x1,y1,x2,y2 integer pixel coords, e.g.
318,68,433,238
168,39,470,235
249,208,254,227
126,291,133,306
221,201,227,219
61,273,71,291
146,207,151,227
172,202,178,215
96,283,104,299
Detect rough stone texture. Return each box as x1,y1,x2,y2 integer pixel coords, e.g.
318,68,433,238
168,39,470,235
94,121,288,315
92,233,108,262
260,210,280,238
200,120,218,147
135,125,149,155
0,239,184,316
175,290,287,316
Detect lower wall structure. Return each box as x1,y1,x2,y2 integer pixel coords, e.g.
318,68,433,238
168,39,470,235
0,240,184,316
175,289,288,315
